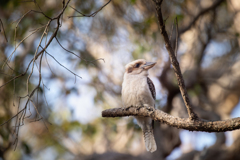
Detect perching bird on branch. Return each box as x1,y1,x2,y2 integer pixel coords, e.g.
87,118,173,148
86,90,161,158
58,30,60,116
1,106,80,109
122,59,157,153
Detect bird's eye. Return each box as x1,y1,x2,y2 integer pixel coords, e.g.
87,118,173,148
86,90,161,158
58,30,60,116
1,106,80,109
135,63,140,68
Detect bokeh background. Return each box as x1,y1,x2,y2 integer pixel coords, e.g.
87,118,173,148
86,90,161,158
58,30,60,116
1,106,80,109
1,0,240,159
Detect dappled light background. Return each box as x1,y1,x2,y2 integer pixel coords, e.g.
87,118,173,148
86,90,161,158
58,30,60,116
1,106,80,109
0,0,240,159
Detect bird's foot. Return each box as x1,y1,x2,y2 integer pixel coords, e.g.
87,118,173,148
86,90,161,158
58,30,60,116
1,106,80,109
125,106,131,111
136,105,144,111
143,104,153,111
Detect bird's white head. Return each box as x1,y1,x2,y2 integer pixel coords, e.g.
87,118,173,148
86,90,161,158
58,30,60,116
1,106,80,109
124,59,156,77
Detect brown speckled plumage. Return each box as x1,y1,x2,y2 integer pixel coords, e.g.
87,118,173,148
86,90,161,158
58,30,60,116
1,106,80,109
147,77,156,101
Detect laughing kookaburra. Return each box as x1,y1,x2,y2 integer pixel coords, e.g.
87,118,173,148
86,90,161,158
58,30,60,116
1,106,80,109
121,59,157,153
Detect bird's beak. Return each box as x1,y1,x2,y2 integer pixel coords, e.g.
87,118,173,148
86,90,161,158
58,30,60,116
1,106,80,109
141,62,156,70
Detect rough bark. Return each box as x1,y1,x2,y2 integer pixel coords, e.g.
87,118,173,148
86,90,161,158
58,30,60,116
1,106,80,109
102,107,240,132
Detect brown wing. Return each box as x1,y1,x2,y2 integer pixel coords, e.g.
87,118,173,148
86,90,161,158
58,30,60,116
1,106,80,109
147,77,156,100
147,77,156,129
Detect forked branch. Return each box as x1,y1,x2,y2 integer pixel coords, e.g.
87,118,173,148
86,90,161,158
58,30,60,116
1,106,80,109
152,0,198,120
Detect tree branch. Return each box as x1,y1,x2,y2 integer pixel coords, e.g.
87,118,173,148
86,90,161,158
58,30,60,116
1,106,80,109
68,0,112,18
102,106,240,132
0,19,8,42
152,0,198,120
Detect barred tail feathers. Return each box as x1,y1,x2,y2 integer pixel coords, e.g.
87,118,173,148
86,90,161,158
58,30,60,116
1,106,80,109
143,130,157,153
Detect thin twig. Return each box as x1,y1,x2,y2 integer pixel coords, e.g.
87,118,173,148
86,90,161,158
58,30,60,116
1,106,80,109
40,45,82,79
68,0,112,18
0,19,8,42
26,21,50,94
169,21,174,43
2,24,46,70
55,37,104,65
55,37,84,60
175,17,178,57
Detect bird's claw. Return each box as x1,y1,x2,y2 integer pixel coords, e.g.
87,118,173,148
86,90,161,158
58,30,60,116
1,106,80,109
143,104,153,111
125,106,132,111
136,105,144,111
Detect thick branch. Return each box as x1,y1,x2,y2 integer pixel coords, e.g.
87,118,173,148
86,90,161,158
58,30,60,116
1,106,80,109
102,107,240,132
152,0,198,120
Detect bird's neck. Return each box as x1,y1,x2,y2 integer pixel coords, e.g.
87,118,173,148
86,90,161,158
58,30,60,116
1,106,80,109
123,73,148,83
123,73,147,85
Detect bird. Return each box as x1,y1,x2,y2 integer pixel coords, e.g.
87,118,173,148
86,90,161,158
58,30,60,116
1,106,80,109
121,59,157,153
